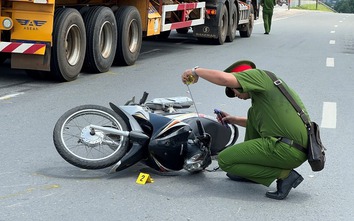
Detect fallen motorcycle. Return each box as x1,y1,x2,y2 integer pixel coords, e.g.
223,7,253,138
53,92,239,173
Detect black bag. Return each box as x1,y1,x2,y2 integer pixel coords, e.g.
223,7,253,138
265,71,326,171
307,122,326,171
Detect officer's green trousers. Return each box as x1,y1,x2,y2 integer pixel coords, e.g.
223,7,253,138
218,137,307,186
262,10,273,34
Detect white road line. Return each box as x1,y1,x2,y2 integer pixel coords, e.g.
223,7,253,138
326,57,334,67
334,25,338,28
329,40,335,45
0,92,24,100
321,102,337,129
330,30,335,34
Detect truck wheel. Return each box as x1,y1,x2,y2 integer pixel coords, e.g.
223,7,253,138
239,5,254,38
82,6,117,73
226,3,238,42
114,6,142,66
215,4,228,45
51,8,86,81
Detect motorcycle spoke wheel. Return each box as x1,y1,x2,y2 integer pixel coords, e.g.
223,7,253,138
53,105,129,169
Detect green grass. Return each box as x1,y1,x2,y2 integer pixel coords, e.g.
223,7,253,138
291,3,334,12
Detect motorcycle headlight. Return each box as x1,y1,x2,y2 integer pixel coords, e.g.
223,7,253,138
183,161,202,172
183,152,204,172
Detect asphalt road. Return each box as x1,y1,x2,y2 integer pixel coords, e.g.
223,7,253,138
1,7,353,221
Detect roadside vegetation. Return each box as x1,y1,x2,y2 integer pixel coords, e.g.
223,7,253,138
333,0,354,13
291,3,334,12
291,0,354,13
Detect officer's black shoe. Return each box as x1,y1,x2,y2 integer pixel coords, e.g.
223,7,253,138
226,173,257,184
265,170,304,200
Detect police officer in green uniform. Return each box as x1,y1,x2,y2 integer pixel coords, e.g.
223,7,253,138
260,0,276,34
181,60,309,200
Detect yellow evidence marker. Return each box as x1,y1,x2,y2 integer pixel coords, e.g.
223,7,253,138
136,172,154,185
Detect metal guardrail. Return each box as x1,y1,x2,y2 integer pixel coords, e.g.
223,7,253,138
289,0,315,7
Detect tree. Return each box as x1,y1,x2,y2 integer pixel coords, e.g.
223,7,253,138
333,0,354,13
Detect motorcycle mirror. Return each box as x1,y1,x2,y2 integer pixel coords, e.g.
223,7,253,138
125,96,136,105
139,92,149,105
196,119,205,137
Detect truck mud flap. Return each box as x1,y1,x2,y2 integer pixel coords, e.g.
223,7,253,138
193,24,218,39
192,2,222,39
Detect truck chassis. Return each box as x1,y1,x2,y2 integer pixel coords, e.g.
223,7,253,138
0,0,254,81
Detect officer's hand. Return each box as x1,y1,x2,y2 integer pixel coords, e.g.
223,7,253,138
182,69,199,85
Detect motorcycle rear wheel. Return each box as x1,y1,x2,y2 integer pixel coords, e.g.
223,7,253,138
53,105,129,169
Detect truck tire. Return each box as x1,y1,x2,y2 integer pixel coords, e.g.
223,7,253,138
82,6,117,73
226,3,238,42
114,6,142,66
51,8,86,82
215,4,228,45
239,5,254,38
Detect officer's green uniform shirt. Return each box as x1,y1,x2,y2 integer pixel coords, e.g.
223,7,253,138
218,69,309,186
234,69,309,147
261,0,276,13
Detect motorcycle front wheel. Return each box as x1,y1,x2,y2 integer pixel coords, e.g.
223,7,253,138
53,105,129,169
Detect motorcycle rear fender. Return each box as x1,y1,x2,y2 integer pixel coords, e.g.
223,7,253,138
109,103,150,144
110,143,146,173
109,103,149,173
109,102,142,132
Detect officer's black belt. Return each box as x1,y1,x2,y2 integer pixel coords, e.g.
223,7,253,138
276,137,307,154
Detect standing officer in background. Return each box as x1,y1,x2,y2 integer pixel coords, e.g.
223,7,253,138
260,0,276,34
181,60,309,200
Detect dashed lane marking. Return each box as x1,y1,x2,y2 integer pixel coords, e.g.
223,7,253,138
321,102,337,129
326,57,334,67
0,92,24,101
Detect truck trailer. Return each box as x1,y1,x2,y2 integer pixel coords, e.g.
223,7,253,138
0,0,254,81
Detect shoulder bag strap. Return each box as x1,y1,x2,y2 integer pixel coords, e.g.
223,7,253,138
264,70,311,130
